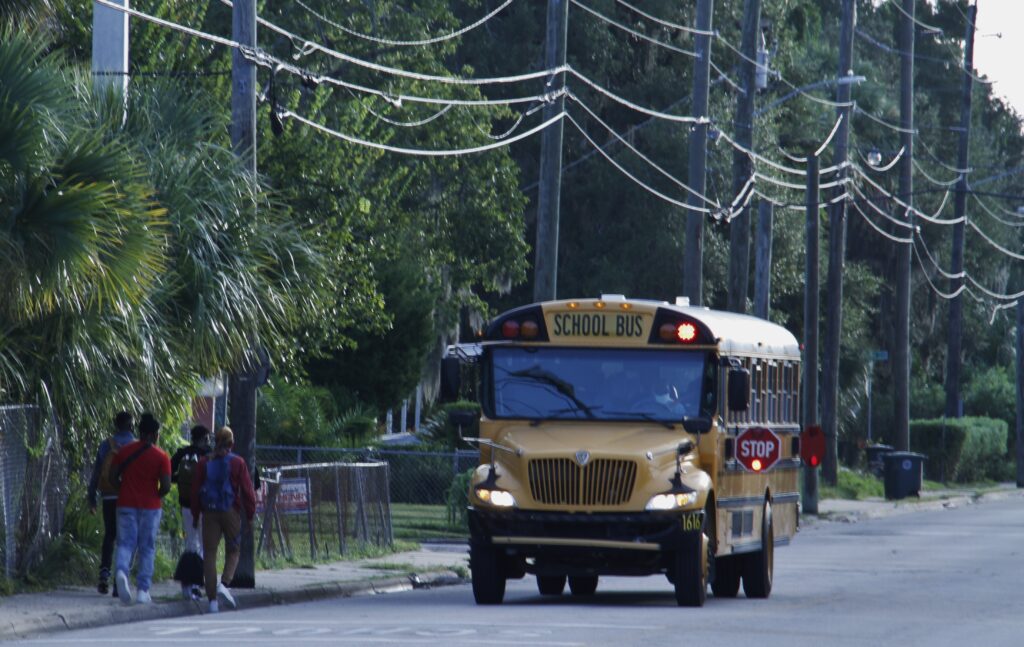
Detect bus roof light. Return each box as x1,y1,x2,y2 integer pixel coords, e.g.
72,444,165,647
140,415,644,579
520,320,539,339
501,320,520,339
676,323,697,343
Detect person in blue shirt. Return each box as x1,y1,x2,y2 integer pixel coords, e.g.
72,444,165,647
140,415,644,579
87,411,135,596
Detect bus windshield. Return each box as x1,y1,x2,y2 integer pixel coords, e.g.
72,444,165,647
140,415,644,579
486,347,711,423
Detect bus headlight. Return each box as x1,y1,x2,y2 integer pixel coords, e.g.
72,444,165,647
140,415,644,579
477,488,517,508
645,491,698,511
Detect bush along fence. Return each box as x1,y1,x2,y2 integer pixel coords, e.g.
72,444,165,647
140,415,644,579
909,416,1010,483
0,405,68,581
255,461,393,562
258,446,478,505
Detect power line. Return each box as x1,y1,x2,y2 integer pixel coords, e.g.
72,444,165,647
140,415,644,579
569,0,696,58
614,0,714,36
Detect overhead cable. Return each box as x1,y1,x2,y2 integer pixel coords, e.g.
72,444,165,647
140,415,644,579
570,0,696,57
970,194,1024,228
853,166,960,224
849,201,912,244
847,184,915,231
858,146,905,173
614,0,715,36
854,105,917,134
293,0,514,47
814,113,845,157
912,158,961,187
967,220,1024,261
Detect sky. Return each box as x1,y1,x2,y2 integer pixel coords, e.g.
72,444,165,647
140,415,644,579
972,0,1024,118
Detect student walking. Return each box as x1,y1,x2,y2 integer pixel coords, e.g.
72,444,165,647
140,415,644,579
87,411,135,596
170,424,211,600
113,413,172,605
190,426,256,614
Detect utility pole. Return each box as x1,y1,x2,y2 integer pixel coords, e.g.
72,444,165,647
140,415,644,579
727,0,761,314
945,2,976,419
821,0,855,486
92,0,129,94
229,0,257,588
893,0,915,452
533,0,569,302
683,0,714,306
803,153,820,515
753,201,773,320
1016,299,1023,487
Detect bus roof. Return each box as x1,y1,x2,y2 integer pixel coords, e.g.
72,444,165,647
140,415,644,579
662,302,800,359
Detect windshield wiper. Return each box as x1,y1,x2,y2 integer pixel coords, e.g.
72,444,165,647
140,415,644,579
507,366,596,419
604,410,675,430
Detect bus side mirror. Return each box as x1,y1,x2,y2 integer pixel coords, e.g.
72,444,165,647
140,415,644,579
728,367,750,412
448,409,478,432
440,357,461,402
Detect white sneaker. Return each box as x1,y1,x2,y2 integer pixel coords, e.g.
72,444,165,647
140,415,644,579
137,590,152,604
217,581,237,609
208,600,219,614
116,570,133,606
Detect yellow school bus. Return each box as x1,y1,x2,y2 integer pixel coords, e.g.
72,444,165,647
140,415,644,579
443,295,803,607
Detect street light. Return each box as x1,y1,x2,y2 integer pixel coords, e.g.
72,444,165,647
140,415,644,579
754,75,866,118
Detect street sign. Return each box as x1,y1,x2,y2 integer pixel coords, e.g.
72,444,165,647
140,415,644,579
736,427,782,473
872,350,889,361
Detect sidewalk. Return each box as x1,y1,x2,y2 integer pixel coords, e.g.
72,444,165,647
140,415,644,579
2,487,1021,640
0,544,469,641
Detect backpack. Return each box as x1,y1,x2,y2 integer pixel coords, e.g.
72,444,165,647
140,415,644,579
176,450,201,500
200,454,236,512
97,438,122,495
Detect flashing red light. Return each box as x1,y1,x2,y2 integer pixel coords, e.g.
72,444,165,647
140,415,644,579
751,458,763,472
501,320,520,338
520,320,539,339
676,322,698,343
810,455,820,467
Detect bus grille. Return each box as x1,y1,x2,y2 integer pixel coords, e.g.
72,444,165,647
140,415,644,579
528,458,637,506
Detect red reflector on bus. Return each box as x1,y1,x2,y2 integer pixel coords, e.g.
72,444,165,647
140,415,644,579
502,320,520,338
520,320,539,339
676,323,697,343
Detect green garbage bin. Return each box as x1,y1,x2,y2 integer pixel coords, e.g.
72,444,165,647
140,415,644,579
883,451,926,500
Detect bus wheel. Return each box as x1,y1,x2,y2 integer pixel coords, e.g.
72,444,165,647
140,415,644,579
568,575,598,596
470,543,507,605
742,500,774,598
711,554,741,598
537,574,566,596
673,534,707,607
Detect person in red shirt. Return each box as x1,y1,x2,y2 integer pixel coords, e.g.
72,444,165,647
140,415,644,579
113,412,171,606
190,426,256,613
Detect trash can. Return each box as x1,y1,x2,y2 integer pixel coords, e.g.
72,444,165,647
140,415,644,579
865,444,894,478
883,451,926,500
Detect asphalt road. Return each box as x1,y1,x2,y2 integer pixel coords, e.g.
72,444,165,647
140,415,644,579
8,496,1024,646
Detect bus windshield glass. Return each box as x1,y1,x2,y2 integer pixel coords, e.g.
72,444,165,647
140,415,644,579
487,347,709,423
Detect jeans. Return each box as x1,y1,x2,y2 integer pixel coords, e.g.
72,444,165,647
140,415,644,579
115,507,162,592
99,499,118,579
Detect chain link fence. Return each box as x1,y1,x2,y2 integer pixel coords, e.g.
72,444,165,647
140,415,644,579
255,462,392,562
0,405,69,580
257,446,478,505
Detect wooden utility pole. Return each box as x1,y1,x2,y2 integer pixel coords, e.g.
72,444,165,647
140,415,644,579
727,0,761,314
1016,299,1024,487
533,0,569,302
821,0,856,485
92,0,129,94
229,0,258,588
683,0,714,306
753,201,773,320
945,3,977,419
893,0,915,451
803,153,820,515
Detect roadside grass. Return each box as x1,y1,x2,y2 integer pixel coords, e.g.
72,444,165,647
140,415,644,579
390,503,468,541
819,467,885,500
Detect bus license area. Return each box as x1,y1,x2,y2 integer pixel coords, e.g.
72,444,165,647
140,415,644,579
549,312,646,339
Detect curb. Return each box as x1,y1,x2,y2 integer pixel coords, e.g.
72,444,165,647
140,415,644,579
0,571,466,641
807,487,1024,525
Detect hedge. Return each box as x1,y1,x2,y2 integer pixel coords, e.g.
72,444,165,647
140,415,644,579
909,417,1008,482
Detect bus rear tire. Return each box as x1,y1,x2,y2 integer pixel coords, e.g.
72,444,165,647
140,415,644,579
711,554,741,598
742,500,774,599
471,543,507,605
568,575,598,596
537,574,566,596
673,535,707,607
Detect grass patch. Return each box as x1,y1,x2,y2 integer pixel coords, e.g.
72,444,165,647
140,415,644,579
819,467,885,500
256,539,420,571
391,503,467,541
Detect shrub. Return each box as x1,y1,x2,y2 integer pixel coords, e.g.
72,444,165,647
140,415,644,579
418,401,480,451
258,381,340,446
910,417,1008,482
446,468,475,528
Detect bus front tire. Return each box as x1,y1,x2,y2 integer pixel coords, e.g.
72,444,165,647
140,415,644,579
537,574,566,596
568,575,598,596
673,535,707,607
471,543,507,605
742,500,774,599
710,554,741,598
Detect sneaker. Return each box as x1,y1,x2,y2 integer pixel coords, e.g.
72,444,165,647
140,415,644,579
217,581,237,609
190,585,204,601
97,579,109,595
208,600,219,614
137,590,152,604
116,570,133,606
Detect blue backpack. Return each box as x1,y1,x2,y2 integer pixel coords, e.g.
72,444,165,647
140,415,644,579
201,454,236,512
